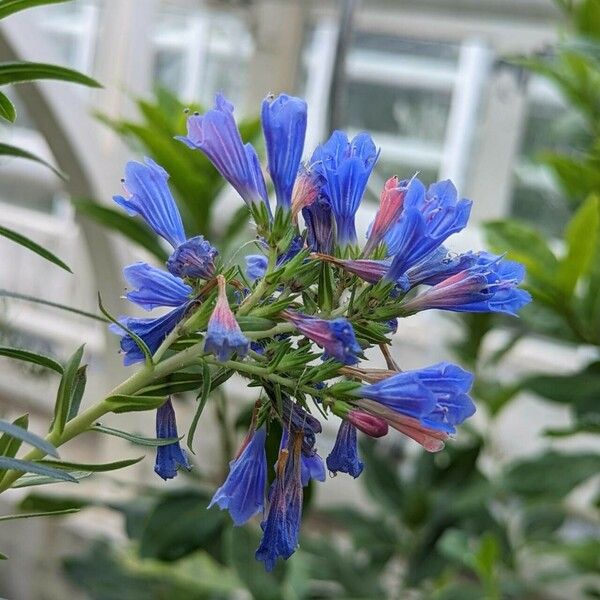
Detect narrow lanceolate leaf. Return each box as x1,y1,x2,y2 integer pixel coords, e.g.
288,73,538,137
98,293,152,366
0,62,101,87
0,414,28,480
187,362,213,453
0,457,77,482
90,424,181,447
67,365,87,421
73,199,168,262
0,552,7,559
0,224,71,271
104,394,166,414
0,508,79,521
0,0,71,20
52,345,85,435
0,91,15,121
0,420,58,457
0,346,63,374
12,470,91,488
0,289,107,322
35,456,143,473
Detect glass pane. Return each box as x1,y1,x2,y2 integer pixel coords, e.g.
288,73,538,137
154,48,186,94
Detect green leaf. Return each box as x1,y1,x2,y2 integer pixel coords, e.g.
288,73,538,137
19,492,90,513
67,365,87,421
0,457,78,483
0,224,71,271
0,61,100,87
504,451,599,499
90,423,181,447
0,91,15,121
0,508,79,521
36,456,143,472
0,420,58,457
0,346,63,374
556,195,600,296
0,552,7,559
51,345,85,435
98,293,152,366
0,0,70,20
105,394,166,414
0,414,28,479
0,289,107,322
12,470,91,488
73,199,168,262
187,361,211,453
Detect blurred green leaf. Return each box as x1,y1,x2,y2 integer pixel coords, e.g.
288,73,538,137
0,0,71,20
0,414,28,479
12,470,91,488
51,345,84,435
0,508,79,521
0,61,100,87
0,224,71,270
0,346,63,374
0,91,15,121
0,419,58,457
0,457,78,483
36,456,143,473
20,492,90,513
67,365,87,421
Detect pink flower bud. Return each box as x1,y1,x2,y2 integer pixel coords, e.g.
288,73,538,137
347,410,389,438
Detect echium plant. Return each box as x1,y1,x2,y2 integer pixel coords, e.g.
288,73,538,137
0,93,531,570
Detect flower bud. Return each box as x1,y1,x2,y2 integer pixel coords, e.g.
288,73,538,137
347,410,389,438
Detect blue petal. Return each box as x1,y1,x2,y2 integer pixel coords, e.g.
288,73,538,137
124,262,191,310
166,235,218,280
326,421,363,478
245,254,268,281
114,158,186,248
154,398,191,480
301,452,326,486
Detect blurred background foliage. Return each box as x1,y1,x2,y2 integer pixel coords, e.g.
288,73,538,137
18,1,600,598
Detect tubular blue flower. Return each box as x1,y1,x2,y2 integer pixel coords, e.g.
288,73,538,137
166,235,218,279
154,398,191,480
282,311,361,365
363,176,412,257
354,362,475,435
110,304,188,366
303,195,334,254
245,254,268,282
204,275,249,361
291,164,325,218
209,426,267,525
326,420,363,478
256,430,304,571
400,254,532,316
301,451,326,486
261,94,307,211
384,179,472,282
114,158,186,249
114,159,218,280
123,262,192,310
311,131,378,247
177,94,270,214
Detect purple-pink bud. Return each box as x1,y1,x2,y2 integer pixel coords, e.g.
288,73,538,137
347,410,389,438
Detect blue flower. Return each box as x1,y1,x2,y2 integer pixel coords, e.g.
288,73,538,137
384,179,472,282
282,311,361,365
114,158,186,249
302,196,334,254
355,361,475,434
326,421,363,478
400,253,532,316
177,94,270,214
114,159,218,280
123,262,192,310
245,254,268,282
204,275,249,361
261,94,307,211
255,430,304,571
311,131,378,247
166,235,218,280
110,305,188,366
301,451,326,486
291,164,325,218
154,398,191,480
209,426,267,525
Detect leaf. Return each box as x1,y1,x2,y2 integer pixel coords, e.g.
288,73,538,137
51,345,85,435
20,492,90,513
0,142,66,177
0,420,58,457
187,362,211,453
0,346,63,374
12,470,91,488
73,199,168,262
67,365,87,421
0,90,15,121
0,457,78,483
0,289,107,322
504,451,599,499
98,293,152,366
0,61,100,87
90,424,180,447
0,508,79,521
556,195,600,296
105,394,166,414
0,414,28,479
35,456,143,472
0,0,70,20
0,224,71,271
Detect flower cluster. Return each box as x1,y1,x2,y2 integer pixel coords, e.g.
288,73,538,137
111,92,530,571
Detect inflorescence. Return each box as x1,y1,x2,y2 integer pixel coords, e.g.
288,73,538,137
111,92,531,571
